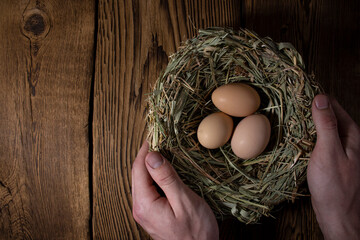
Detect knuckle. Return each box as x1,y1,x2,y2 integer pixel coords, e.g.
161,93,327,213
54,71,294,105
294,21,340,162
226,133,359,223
158,171,177,187
355,125,360,137
132,160,139,172
320,114,337,130
349,126,360,143
132,202,146,223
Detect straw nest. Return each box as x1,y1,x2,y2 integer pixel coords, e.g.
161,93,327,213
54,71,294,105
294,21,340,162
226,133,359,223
147,28,321,223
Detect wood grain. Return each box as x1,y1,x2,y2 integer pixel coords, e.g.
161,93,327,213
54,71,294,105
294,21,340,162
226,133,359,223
92,0,359,239
244,0,360,123
240,0,360,239
0,0,358,239
92,0,241,238
0,0,95,239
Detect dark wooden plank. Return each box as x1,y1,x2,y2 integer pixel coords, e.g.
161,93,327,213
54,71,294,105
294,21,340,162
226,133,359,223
0,0,95,239
92,0,241,238
244,0,360,123
238,0,360,239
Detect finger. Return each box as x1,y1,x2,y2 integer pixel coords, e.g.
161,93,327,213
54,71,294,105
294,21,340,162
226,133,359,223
145,152,185,211
331,99,360,140
132,141,160,208
331,98,360,155
312,95,343,152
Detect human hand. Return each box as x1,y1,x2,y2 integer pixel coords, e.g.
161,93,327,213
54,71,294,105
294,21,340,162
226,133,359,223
132,141,219,240
308,94,360,240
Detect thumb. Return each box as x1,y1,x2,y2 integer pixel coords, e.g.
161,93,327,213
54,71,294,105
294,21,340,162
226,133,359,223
312,94,342,149
145,152,185,205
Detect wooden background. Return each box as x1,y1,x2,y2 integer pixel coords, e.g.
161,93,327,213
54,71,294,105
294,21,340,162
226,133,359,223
0,0,359,239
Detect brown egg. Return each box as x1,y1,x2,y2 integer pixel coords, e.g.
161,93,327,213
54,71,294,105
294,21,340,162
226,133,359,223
211,83,260,117
231,114,271,159
197,112,233,149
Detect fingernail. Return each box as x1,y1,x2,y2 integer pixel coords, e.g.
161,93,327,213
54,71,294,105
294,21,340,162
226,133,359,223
146,153,164,169
315,95,329,110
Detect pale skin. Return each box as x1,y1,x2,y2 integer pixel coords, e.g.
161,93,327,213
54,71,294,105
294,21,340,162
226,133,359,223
132,94,360,240
131,145,219,240
308,95,360,240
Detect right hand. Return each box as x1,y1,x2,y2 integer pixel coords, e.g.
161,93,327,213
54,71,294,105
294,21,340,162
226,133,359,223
308,95,360,240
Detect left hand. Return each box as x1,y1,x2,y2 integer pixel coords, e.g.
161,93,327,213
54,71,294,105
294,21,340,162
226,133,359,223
132,141,219,240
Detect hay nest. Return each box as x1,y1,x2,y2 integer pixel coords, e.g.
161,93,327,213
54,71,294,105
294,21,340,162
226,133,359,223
147,27,321,223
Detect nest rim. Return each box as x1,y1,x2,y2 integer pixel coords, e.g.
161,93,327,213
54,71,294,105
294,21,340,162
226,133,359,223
147,27,321,224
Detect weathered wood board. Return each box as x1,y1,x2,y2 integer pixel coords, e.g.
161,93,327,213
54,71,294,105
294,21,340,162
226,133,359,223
0,0,358,239
0,0,95,239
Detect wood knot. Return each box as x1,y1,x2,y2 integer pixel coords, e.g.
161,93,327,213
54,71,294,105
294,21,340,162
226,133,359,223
21,9,50,40
25,14,45,36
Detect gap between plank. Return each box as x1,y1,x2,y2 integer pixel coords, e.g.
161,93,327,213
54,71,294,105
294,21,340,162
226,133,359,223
88,0,99,239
